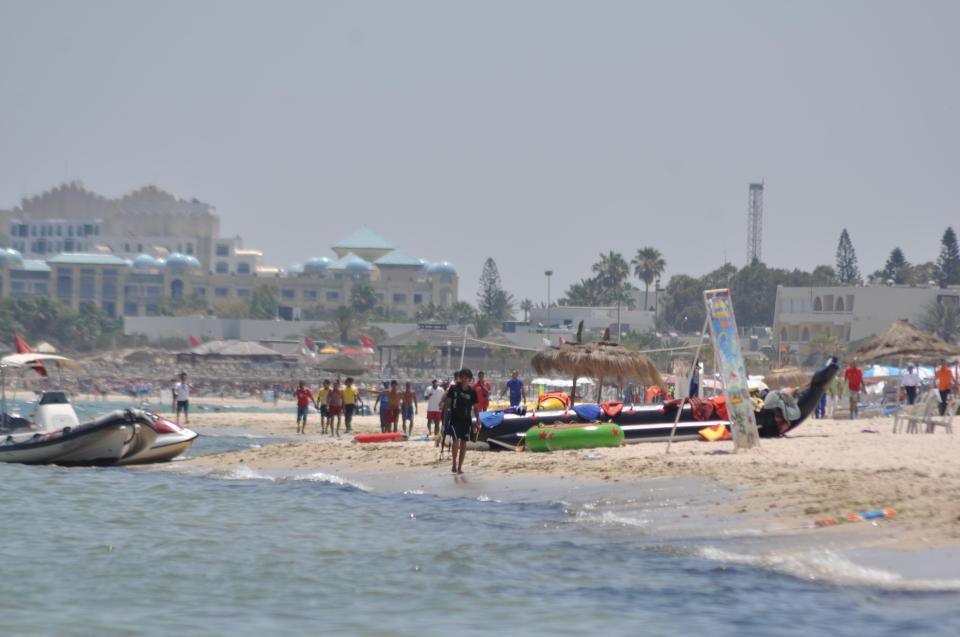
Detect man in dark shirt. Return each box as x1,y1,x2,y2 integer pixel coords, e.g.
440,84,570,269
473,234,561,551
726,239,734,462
444,368,480,474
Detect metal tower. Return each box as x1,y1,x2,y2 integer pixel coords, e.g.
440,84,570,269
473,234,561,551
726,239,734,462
746,181,764,264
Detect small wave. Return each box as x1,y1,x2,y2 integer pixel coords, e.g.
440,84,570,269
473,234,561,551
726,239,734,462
292,472,370,491
696,546,960,592
403,489,426,495
575,509,650,528
203,465,276,481
476,495,502,503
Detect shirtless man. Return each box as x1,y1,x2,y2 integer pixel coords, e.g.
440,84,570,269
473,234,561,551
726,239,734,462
386,380,402,433
424,379,444,436
400,381,418,436
326,380,344,437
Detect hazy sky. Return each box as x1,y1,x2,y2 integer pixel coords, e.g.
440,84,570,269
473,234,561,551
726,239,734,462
1,0,957,305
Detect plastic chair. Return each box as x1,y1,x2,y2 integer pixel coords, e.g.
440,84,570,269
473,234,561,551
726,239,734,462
893,391,937,433
925,397,957,434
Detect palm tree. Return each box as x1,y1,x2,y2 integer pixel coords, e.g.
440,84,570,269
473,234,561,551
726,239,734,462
591,251,630,299
631,247,666,311
520,298,534,322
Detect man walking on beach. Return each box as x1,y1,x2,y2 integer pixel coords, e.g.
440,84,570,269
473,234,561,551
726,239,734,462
934,359,957,416
901,363,921,406
315,379,331,434
445,368,480,474
501,370,526,408
342,377,358,433
401,381,418,436
424,379,444,436
438,371,461,448
173,372,193,425
375,381,390,433
386,380,402,433
474,370,491,413
327,380,344,436
294,380,314,434
844,360,864,419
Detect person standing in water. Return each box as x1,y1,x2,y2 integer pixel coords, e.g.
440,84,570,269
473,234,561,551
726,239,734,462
445,368,480,474
173,372,193,425
294,380,314,434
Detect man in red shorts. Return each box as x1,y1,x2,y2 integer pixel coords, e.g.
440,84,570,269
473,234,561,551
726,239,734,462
326,379,344,437
843,359,864,419
424,379,444,436
473,370,492,413
294,380,314,434
385,380,402,433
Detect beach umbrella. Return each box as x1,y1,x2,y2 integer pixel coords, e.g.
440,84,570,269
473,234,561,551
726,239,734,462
764,366,810,390
531,323,664,403
319,346,339,354
318,354,368,376
853,319,960,362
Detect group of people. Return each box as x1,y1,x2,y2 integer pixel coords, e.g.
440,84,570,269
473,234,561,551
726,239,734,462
293,377,360,436
815,359,958,420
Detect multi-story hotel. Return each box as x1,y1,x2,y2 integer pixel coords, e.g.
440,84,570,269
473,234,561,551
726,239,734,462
0,183,458,319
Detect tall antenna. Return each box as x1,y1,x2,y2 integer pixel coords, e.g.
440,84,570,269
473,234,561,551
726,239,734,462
746,181,764,264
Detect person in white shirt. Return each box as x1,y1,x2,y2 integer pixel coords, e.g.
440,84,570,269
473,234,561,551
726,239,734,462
173,372,194,425
901,363,921,405
424,379,445,436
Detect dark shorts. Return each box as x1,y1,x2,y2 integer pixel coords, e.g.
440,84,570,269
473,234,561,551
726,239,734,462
344,404,355,420
320,405,330,417
297,405,309,419
402,405,414,420
445,419,471,441
176,400,189,414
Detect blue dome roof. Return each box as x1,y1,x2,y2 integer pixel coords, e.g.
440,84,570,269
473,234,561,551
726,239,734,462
132,253,162,270
303,257,333,273
165,252,200,273
427,260,456,274
330,253,373,272
0,248,24,266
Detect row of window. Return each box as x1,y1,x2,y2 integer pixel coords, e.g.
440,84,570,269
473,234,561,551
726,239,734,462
10,240,89,254
10,223,100,238
215,262,251,274
779,324,850,343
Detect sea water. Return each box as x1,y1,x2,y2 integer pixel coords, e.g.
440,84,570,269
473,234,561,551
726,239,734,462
1,435,959,636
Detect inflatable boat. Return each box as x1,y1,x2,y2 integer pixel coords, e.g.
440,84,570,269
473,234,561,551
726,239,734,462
477,357,839,449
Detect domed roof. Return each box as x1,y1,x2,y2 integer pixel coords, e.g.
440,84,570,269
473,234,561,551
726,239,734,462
330,252,373,272
288,263,304,274
303,257,333,273
426,260,456,274
0,248,24,266
165,252,200,272
132,253,162,270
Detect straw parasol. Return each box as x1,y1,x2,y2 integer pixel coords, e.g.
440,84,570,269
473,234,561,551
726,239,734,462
318,354,369,376
531,323,664,402
764,366,809,390
853,319,960,363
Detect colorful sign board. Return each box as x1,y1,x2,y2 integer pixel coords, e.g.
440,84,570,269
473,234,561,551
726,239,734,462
704,288,759,450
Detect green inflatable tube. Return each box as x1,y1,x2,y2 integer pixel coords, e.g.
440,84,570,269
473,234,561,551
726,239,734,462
524,423,623,452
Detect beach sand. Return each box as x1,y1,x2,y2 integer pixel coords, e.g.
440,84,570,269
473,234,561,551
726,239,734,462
169,408,960,553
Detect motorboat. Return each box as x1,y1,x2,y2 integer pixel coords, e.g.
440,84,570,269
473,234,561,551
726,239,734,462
477,357,840,449
0,353,157,466
119,412,198,465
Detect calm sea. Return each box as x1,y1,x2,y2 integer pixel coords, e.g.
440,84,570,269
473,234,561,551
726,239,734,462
2,430,959,635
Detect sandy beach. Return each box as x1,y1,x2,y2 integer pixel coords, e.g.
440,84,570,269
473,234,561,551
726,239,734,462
167,407,960,552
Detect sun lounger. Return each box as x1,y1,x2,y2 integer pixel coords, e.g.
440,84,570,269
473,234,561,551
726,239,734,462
892,391,938,434
925,397,957,434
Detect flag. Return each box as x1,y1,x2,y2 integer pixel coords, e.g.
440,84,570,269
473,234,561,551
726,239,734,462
305,336,316,350
189,336,201,347
13,335,47,377
359,335,375,349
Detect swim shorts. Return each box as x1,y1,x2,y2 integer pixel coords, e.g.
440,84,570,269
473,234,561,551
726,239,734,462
427,411,441,421
402,404,414,420
176,400,189,415
328,405,342,416
445,419,471,441
386,408,400,423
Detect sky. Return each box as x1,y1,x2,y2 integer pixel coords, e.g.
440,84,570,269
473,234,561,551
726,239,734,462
1,0,958,305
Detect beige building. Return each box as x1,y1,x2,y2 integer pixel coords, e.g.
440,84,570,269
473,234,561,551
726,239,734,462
772,283,959,360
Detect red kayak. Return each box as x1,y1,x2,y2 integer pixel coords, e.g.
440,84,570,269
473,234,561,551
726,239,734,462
354,432,406,443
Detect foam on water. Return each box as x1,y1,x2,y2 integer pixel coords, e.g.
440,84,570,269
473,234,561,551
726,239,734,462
291,471,370,491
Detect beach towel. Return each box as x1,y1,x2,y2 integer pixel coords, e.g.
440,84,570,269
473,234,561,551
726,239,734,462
572,403,603,422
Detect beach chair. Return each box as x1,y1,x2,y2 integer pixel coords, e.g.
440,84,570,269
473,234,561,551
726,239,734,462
925,397,957,434
892,391,937,434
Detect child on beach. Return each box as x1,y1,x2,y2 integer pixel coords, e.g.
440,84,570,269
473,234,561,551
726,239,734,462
401,382,418,436
445,368,481,474
327,380,344,437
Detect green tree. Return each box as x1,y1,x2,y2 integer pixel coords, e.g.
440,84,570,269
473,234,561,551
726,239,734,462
215,300,251,319
835,229,862,285
156,295,208,317
881,247,910,283
592,251,631,300
811,265,837,284
249,284,279,319
477,258,515,321
937,227,960,286
560,278,605,306
631,247,666,311
334,306,358,343
519,298,534,322
918,300,960,342
443,301,477,325
350,283,378,315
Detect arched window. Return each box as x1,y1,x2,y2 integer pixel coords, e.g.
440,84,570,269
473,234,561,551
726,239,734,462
237,262,250,275
834,297,844,312
171,279,184,301
215,262,228,274
813,297,823,312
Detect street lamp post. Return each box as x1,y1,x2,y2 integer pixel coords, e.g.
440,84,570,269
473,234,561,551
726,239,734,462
545,270,553,344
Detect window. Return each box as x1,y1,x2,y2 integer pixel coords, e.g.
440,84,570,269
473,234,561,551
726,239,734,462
124,285,138,297
834,297,844,312
79,270,96,301
304,290,318,301
137,244,143,252
185,243,194,255
236,288,250,298
102,273,118,300
124,303,139,316
393,293,407,305
813,297,823,312
216,244,230,257
11,281,27,298
33,282,48,294
281,289,295,300
215,287,229,298
145,286,162,299
194,287,206,297
413,293,423,305
801,328,810,342
56,226,62,237
237,263,251,275
215,262,229,274
101,301,116,318
326,291,339,302
145,304,159,316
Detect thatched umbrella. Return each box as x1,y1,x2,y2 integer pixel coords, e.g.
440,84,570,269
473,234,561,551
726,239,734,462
319,354,369,376
764,366,809,390
531,323,664,403
853,319,960,363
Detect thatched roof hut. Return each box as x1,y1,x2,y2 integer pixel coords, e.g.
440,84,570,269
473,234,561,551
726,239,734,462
853,319,960,363
764,366,809,390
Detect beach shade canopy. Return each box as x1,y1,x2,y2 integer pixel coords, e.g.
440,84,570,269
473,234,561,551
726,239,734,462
530,326,664,388
764,366,809,390
1,353,80,369
853,319,960,363
318,354,369,375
